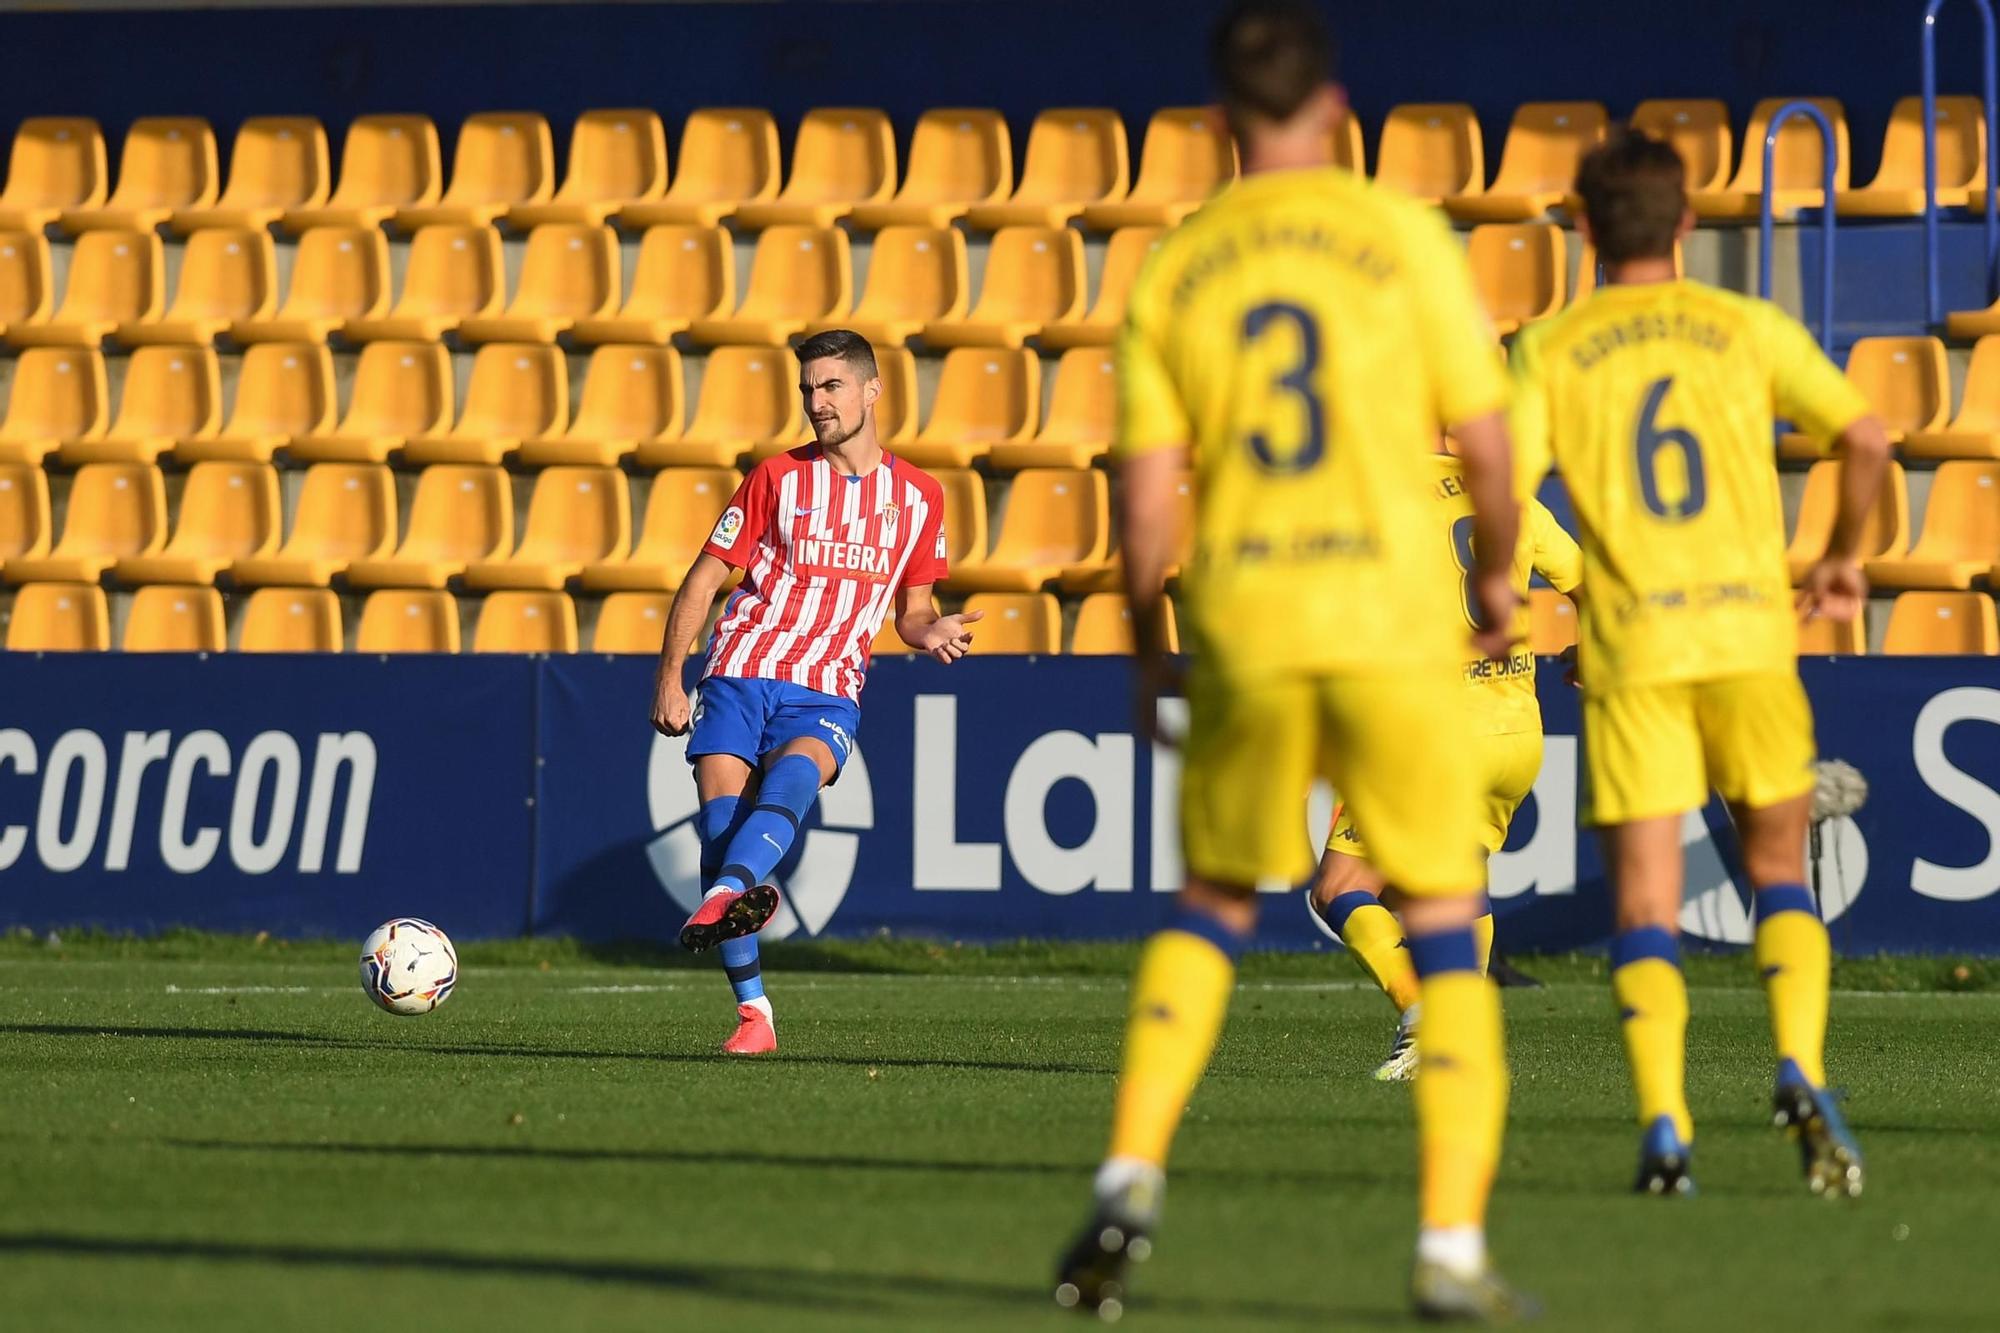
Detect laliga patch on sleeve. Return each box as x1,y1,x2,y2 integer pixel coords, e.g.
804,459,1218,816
710,506,745,550
935,526,948,560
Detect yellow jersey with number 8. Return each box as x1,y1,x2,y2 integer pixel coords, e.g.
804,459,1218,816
1117,167,1509,680
1509,280,1869,691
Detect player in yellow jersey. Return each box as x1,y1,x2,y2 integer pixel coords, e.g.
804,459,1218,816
1309,444,1582,1082
1054,3,1535,1321
1510,128,1890,1199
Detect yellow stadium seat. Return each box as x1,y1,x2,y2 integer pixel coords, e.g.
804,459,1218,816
6,582,108,651
1071,592,1180,655
1779,336,1947,461
580,466,736,592
1375,103,1483,205
947,468,1107,592
849,108,1012,229
119,227,276,346
173,117,330,232
687,224,852,345
960,592,1060,653
343,223,503,342
925,225,1084,348
508,109,668,229
474,589,578,653
901,347,1039,469
61,117,218,233
182,342,335,464
964,109,1129,230
1468,223,1566,336
642,345,798,469
346,464,511,589
572,225,730,346
283,115,442,231
838,225,966,348
592,591,673,654
1080,107,1233,230
1883,591,1999,654
1838,96,1986,217
114,460,279,585
232,226,389,345
403,342,567,467
62,345,220,466
233,462,395,587
292,341,453,464
1058,470,1192,593
1629,100,1733,194
9,229,161,349
122,584,225,652
1908,336,2000,458
1447,102,1606,222
0,230,52,341
870,612,916,656
464,465,629,590
396,111,554,229
618,108,780,228
991,346,1112,471
356,588,459,653
1691,97,1849,220
1797,611,1865,656
0,119,107,231
458,223,619,344
0,348,108,465
1528,585,1578,653
1041,225,1161,350
1865,462,2000,590
1783,459,1909,582
1328,112,1365,173
933,467,988,574
238,586,341,652
734,108,896,229
522,344,683,468
0,464,51,575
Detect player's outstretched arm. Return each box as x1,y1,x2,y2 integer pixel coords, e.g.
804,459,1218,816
1798,415,1893,625
896,584,982,663
1452,411,1525,661
650,553,733,735
1118,446,1187,742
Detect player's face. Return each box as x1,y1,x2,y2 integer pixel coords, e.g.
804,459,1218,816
800,359,879,449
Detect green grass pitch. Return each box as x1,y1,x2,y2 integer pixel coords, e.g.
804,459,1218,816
2,937,1997,1332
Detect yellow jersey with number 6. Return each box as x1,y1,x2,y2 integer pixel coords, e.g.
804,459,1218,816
1117,167,1509,680
1509,280,1869,691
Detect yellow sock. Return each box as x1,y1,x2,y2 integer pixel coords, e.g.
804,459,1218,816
1472,912,1495,976
1611,926,1692,1142
1409,930,1506,1230
1320,889,1419,1012
1106,920,1239,1166
1754,886,1830,1087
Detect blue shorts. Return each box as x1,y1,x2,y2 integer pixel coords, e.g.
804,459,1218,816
687,674,862,776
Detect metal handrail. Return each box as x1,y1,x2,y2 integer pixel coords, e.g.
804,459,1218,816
1923,0,2000,325
1758,100,1839,352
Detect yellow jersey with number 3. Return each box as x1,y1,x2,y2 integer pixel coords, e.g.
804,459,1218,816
1117,167,1509,679
1509,279,1869,691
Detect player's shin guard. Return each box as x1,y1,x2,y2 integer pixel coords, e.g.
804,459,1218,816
1318,889,1419,1012
1754,884,1830,1088
1105,909,1243,1168
1612,926,1693,1141
709,753,824,896
698,795,766,1007
1409,926,1506,1236
1471,901,1495,976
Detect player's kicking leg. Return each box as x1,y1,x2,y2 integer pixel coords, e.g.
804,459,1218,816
1602,815,1698,1196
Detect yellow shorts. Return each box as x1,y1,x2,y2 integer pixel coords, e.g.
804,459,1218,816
1582,671,1816,826
1327,728,1544,860
1180,666,1484,895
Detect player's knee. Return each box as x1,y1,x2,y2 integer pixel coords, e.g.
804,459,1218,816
1180,877,1260,936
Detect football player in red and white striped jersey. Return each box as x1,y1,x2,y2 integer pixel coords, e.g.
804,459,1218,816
649,329,982,1053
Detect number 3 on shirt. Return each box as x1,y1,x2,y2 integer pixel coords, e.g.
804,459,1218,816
1634,376,1706,520
1241,302,1326,473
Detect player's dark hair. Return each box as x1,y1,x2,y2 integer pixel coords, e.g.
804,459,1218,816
1210,0,1336,134
796,328,878,380
1576,128,1688,265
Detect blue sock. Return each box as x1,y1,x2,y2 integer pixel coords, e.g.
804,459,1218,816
697,795,765,1005
710,753,824,896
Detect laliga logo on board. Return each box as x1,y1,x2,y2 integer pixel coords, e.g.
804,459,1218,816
643,729,875,941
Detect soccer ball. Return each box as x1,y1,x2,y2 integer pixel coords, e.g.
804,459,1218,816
359,918,458,1016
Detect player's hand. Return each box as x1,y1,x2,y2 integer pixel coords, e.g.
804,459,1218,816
1559,643,1580,688
918,609,982,664
1797,557,1867,625
1470,569,1523,662
1134,654,1186,747
651,673,693,736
